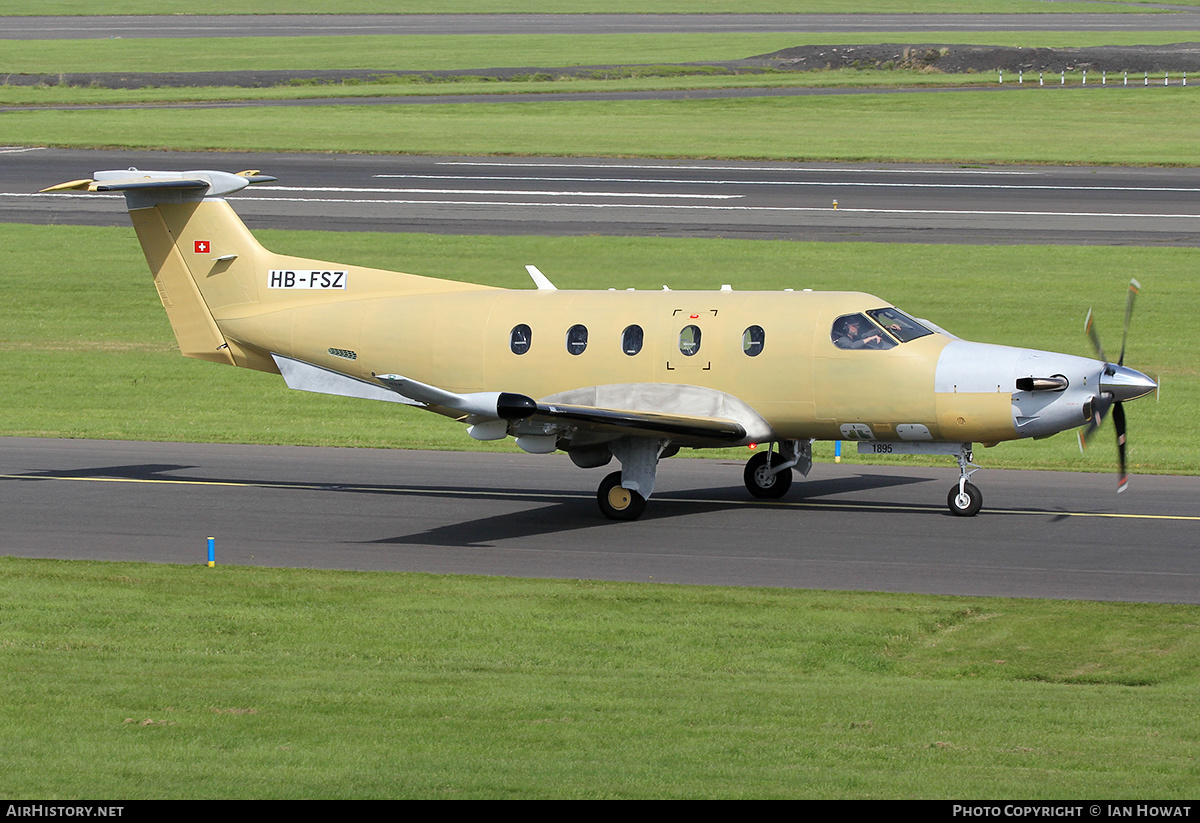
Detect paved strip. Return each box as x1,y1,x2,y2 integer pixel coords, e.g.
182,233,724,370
7,13,1200,40
9,469,1200,522
5,148,1200,245
3,439,1197,602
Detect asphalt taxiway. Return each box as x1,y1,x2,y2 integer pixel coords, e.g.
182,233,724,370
8,13,1200,39
7,147,1200,245
3,438,1197,603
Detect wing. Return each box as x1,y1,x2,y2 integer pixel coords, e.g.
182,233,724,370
271,354,772,448
373,373,757,446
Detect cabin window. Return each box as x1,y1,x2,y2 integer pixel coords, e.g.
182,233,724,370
566,324,588,355
742,325,765,357
866,307,934,343
622,324,644,356
831,313,896,351
679,324,702,357
510,324,532,355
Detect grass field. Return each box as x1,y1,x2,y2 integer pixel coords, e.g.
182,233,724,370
6,88,1200,166
1,1,1149,16
6,30,1200,77
2,556,1198,799
2,223,1189,475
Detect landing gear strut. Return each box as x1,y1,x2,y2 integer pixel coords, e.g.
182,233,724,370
947,445,983,517
595,437,664,521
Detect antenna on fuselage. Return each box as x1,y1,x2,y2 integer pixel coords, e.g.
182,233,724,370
525,265,557,291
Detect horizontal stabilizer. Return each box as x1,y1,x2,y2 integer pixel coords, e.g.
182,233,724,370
41,169,277,199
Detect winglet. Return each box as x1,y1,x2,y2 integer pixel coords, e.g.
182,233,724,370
39,179,96,193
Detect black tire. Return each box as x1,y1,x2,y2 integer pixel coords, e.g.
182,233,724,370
744,450,793,499
947,481,983,517
597,471,647,521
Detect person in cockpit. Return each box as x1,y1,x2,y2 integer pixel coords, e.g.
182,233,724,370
832,314,888,350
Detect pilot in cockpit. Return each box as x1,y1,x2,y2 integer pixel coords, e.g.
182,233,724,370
832,314,888,350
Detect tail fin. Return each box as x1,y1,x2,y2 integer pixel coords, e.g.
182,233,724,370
44,169,279,369
45,168,498,376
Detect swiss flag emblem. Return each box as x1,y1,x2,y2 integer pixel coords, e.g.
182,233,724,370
194,240,210,254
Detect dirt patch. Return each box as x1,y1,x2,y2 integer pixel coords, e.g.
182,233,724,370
753,43,1200,74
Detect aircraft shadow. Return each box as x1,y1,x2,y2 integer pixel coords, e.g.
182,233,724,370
10,462,941,549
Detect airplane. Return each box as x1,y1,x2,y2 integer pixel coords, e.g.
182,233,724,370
42,167,1159,520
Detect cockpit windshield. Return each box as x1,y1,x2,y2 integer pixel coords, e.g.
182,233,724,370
866,308,934,343
831,313,896,350
831,308,934,350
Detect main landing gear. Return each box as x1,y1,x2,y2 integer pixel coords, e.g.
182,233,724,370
595,437,664,521
743,450,793,499
743,440,811,500
597,471,646,521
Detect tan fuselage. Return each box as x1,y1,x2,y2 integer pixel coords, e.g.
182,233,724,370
137,199,1016,446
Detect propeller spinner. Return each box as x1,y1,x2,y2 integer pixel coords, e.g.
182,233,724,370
1078,279,1157,492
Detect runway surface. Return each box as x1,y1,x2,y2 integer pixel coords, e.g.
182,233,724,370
6,147,1200,245
3,437,1197,603
8,12,1200,39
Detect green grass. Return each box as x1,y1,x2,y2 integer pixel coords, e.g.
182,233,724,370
6,88,1200,166
4,67,1184,109
1,224,1190,475
0,1,1151,16
1,556,1198,798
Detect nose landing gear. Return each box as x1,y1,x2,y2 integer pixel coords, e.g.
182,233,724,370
947,445,982,517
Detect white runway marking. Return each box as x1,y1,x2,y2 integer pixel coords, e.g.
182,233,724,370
434,161,1042,176
6,191,1200,220
380,173,1200,194
257,185,742,200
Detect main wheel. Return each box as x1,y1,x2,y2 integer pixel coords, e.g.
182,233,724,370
744,450,793,499
597,471,647,521
947,481,983,517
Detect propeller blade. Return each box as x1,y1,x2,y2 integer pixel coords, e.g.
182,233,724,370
1113,401,1128,493
1085,308,1106,363
1078,393,1113,449
1118,278,1139,367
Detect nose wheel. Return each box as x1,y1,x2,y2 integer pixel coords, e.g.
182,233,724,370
947,446,983,516
947,481,983,517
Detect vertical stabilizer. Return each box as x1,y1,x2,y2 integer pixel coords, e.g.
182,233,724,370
44,169,278,368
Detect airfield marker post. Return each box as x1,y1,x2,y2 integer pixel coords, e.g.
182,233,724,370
207,536,215,567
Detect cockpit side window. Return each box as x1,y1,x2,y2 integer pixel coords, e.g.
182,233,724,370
866,308,933,343
831,313,897,350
